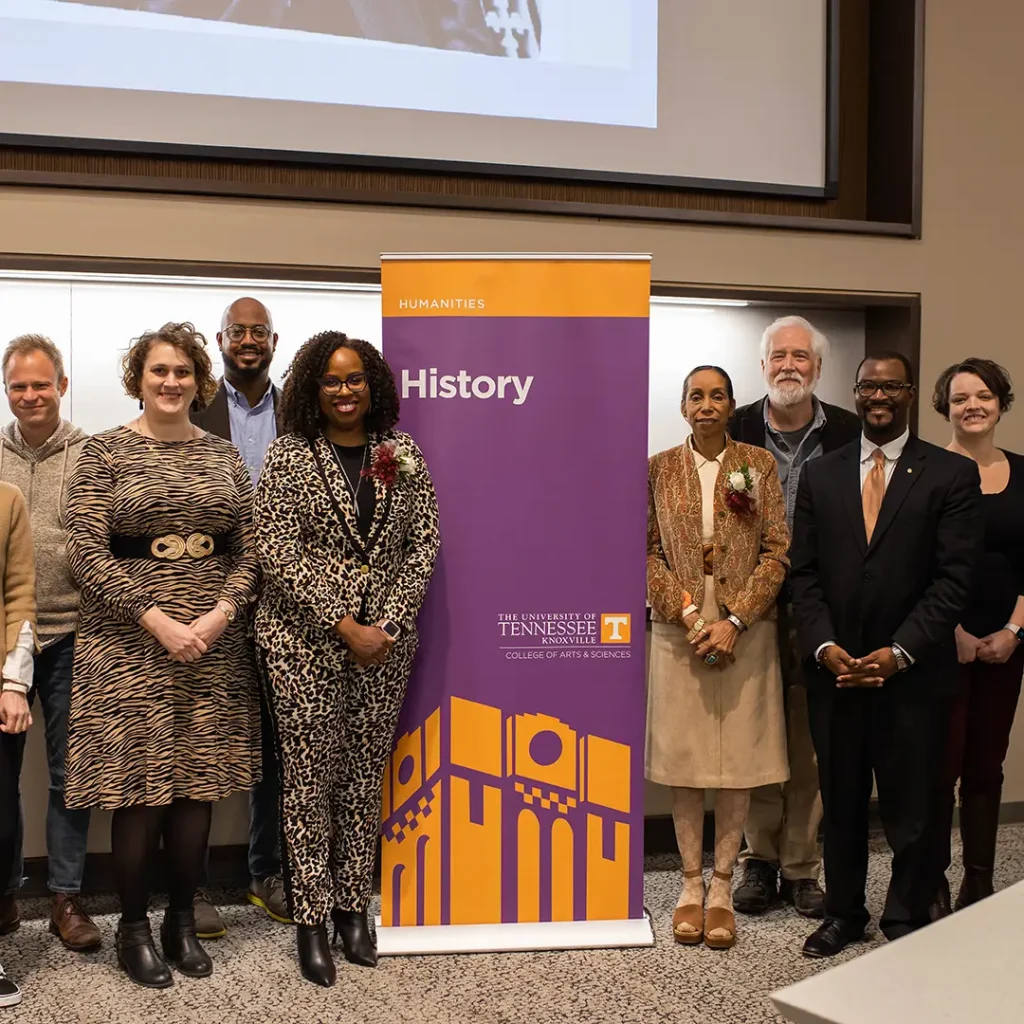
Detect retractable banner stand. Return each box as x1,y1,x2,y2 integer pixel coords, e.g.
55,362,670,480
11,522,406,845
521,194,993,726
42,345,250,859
377,254,653,955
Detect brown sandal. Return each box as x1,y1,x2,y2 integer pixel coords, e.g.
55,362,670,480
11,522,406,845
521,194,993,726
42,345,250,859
704,870,737,950
672,869,704,945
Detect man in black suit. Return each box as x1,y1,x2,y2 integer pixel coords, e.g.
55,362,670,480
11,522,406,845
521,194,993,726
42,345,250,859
730,317,860,921
791,352,982,957
189,297,284,940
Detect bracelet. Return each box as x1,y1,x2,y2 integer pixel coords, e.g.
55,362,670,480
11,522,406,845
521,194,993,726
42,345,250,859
726,613,746,633
686,618,707,644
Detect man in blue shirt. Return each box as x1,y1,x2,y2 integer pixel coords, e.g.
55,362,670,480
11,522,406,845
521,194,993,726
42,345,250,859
728,316,860,920
191,296,284,938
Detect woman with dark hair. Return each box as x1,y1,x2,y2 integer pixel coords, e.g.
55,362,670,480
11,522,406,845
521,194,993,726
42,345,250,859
930,357,1024,916
254,332,439,986
647,365,790,950
63,323,261,989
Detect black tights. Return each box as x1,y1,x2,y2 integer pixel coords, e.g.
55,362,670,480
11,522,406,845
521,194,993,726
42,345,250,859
111,798,212,923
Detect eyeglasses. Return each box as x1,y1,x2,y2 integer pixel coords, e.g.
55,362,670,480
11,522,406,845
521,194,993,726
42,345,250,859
224,324,272,343
318,373,368,395
854,380,914,399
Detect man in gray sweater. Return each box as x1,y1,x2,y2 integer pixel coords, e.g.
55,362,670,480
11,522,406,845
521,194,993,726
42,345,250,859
0,334,100,952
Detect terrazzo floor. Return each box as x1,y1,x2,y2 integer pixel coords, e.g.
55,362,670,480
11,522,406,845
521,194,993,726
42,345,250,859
2,825,1022,1024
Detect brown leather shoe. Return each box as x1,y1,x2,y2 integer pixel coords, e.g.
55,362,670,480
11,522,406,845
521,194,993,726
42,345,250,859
49,894,102,952
0,895,19,936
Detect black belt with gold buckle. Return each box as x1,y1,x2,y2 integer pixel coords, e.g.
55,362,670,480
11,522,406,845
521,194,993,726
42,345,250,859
109,532,229,561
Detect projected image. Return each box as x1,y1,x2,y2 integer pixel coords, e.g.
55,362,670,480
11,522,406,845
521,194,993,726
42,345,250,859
57,0,543,58
2,0,655,129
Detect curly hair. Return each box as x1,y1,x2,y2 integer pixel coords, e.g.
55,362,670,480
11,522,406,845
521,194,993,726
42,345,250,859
279,331,400,440
932,357,1015,419
121,322,218,410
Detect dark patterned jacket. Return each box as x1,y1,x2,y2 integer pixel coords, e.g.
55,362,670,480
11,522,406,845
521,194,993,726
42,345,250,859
253,431,440,664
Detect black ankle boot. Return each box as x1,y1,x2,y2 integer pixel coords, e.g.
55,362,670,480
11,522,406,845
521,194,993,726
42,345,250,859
331,908,377,967
116,918,174,989
929,874,952,921
160,908,213,978
297,924,336,987
956,791,1002,909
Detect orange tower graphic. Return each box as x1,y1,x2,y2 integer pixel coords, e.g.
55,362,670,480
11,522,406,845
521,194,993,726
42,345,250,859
381,696,632,927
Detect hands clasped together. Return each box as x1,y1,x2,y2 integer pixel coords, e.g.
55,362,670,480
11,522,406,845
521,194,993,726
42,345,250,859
819,645,898,687
681,590,741,670
142,603,234,664
334,615,396,669
956,624,1018,666
0,690,32,735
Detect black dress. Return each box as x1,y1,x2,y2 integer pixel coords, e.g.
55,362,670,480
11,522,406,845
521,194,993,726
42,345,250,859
961,450,1024,638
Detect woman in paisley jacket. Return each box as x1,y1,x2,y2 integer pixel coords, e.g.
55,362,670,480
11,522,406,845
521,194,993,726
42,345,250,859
647,365,790,951
254,332,439,987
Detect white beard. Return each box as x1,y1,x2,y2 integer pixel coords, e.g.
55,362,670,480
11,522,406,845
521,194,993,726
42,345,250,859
766,377,817,407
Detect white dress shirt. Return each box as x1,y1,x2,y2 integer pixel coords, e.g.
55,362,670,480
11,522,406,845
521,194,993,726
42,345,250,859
2,621,35,692
859,428,910,490
816,428,915,667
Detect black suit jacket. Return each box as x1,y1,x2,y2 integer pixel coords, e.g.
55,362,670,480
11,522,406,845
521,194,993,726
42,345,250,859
790,434,982,696
729,396,861,454
191,381,283,443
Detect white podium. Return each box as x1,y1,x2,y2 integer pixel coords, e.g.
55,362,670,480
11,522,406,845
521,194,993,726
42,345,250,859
771,881,1024,1024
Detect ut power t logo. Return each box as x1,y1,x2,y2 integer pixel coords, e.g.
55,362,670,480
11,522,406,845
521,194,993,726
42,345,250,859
600,614,631,644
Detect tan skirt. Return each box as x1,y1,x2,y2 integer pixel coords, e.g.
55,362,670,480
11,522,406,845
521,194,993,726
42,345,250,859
646,577,789,789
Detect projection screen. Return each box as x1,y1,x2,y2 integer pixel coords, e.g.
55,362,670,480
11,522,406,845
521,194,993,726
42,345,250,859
0,0,836,195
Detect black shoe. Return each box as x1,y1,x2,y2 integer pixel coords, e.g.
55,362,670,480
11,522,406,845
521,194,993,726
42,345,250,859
802,918,867,959
0,962,21,1008
160,908,213,978
781,878,826,919
956,791,1002,910
929,875,952,921
116,919,174,989
297,924,336,987
331,908,378,968
733,860,779,915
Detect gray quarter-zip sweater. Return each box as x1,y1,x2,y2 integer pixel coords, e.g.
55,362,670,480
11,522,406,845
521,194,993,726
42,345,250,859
0,419,89,640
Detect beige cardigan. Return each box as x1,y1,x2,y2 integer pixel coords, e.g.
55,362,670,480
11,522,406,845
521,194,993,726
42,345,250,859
0,482,37,658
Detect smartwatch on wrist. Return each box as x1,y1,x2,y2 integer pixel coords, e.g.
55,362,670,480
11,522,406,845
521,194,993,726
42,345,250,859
1003,623,1024,643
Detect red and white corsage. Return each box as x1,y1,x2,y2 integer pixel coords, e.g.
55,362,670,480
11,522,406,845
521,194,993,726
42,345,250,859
725,463,756,515
361,442,417,489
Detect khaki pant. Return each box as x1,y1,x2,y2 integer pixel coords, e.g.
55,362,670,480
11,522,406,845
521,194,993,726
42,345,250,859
739,612,823,880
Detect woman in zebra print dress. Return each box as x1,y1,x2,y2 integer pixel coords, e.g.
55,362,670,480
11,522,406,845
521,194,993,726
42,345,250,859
64,323,261,990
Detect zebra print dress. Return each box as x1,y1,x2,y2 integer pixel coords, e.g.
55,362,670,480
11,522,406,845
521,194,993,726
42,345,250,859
63,426,262,809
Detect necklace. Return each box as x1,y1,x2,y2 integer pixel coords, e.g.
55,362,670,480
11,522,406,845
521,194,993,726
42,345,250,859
132,416,197,441
329,441,369,507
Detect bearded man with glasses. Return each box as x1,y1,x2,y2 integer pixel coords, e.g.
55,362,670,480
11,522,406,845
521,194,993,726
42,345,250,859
190,297,287,939
789,351,983,958
729,317,860,922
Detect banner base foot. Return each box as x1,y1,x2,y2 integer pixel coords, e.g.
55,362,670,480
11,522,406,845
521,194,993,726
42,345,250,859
374,913,656,956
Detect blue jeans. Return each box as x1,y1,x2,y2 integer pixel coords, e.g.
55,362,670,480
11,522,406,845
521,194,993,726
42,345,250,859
7,634,91,894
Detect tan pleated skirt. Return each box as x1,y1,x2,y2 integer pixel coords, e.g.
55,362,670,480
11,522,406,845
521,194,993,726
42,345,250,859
646,577,789,790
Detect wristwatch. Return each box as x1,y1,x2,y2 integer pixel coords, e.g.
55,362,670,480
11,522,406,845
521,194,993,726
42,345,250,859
891,645,909,672
216,601,237,623
1003,623,1024,643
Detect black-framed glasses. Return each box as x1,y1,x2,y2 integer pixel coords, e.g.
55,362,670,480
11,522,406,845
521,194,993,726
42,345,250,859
318,373,368,395
854,380,914,399
224,324,272,343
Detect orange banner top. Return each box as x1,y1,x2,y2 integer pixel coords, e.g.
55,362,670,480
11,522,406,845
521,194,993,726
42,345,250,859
382,258,650,318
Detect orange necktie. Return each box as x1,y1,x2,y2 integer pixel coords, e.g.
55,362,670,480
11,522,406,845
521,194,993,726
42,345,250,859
862,448,887,542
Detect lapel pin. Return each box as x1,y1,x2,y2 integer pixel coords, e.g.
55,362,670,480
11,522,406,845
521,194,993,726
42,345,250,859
907,468,913,474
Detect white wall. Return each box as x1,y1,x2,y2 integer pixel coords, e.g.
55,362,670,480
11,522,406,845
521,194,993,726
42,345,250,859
649,303,864,456
0,273,865,855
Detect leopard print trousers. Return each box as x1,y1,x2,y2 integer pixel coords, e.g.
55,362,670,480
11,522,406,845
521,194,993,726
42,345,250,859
262,635,416,924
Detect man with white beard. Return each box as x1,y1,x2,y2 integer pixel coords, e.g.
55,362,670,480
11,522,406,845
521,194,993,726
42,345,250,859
728,316,860,919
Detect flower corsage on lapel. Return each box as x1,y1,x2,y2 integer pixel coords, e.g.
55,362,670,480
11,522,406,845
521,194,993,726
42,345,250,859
362,441,417,489
725,462,756,516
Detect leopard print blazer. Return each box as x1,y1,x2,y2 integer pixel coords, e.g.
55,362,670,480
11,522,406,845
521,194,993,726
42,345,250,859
253,430,440,665
647,437,790,627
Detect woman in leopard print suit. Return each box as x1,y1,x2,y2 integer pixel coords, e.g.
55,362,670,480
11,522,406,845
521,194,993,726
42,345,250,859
254,332,439,987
